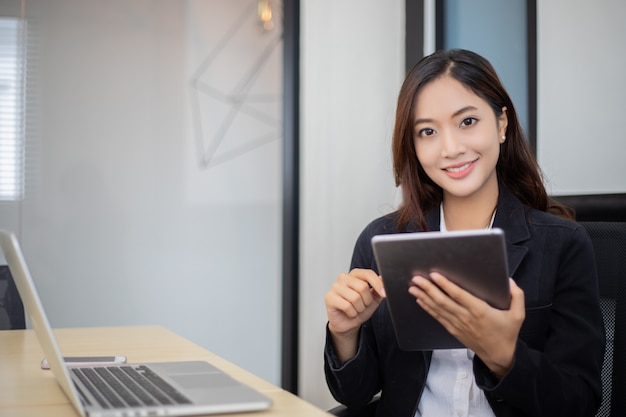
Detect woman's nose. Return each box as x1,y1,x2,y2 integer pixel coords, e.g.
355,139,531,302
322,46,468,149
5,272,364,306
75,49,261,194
440,130,465,158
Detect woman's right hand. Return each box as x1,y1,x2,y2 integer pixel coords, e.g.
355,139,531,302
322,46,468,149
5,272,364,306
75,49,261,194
324,268,386,362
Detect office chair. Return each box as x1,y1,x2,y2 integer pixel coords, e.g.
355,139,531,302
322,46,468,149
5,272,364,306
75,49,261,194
581,221,626,417
328,222,626,417
0,265,25,330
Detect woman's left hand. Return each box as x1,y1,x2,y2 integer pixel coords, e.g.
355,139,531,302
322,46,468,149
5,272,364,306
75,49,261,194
408,273,525,378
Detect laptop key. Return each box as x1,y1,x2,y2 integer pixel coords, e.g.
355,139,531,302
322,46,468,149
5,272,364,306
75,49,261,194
77,368,125,408
94,367,142,407
71,368,110,409
108,367,158,406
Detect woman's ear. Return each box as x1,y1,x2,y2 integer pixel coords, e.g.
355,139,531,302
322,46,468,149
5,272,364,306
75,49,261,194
498,106,508,141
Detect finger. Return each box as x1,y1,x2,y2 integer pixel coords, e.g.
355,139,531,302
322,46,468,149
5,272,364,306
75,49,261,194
508,278,526,317
410,275,472,326
411,287,478,346
428,272,484,308
408,276,448,314
346,272,379,303
337,270,385,311
334,277,371,313
409,275,439,304
325,283,372,319
325,290,359,319
350,268,386,298
411,274,459,308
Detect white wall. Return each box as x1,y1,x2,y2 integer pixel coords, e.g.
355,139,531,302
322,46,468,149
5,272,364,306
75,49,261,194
538,0,626,195
2,0,282,385
299,0,404,409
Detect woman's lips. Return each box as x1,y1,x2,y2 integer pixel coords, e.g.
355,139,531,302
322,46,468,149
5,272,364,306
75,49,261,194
443,160,476,178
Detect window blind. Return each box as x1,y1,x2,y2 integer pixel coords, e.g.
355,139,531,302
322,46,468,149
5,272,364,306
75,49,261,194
0,17,25,201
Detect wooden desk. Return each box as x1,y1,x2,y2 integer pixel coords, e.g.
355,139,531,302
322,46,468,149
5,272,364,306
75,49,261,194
0,326,330,417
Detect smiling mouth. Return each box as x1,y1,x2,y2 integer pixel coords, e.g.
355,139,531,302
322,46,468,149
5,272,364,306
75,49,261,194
444,161,473,173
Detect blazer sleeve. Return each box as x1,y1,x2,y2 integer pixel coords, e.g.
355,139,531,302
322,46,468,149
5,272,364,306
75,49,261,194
324,322,382,408
475,225,605,417
323,224,384,408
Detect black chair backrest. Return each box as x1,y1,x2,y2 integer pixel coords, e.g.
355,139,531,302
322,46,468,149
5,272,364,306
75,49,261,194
580,222,626,417
0,264,25,330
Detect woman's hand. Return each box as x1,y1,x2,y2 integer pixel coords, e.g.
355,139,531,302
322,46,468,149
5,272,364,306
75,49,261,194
325,268,386,363
409,273,525,378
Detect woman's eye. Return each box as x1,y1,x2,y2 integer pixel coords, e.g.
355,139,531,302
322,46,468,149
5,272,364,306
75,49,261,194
418,128,435,137
460,117,477,127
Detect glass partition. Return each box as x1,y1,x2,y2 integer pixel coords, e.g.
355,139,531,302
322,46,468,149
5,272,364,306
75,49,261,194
0,0,283,385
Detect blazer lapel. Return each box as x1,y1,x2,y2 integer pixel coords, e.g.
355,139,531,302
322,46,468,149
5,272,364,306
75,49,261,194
493,188,530,277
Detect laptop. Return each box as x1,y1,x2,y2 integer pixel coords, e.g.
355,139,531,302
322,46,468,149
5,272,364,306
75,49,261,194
371,228,510,350
0,229,272,417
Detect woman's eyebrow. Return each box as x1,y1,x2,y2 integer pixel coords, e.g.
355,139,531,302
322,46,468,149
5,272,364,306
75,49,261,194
414,105,479,126
452,105,478,118
414,117,433,126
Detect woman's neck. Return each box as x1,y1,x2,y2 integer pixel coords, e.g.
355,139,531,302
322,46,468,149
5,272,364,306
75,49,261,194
442,191,499,231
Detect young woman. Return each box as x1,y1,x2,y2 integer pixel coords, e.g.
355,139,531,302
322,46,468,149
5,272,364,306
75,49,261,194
324,49,604,417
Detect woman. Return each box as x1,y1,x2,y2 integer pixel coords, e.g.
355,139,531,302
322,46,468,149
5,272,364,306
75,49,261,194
324,49,604,417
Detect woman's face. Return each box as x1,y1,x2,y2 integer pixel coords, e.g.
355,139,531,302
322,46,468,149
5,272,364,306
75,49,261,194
412,76,507,202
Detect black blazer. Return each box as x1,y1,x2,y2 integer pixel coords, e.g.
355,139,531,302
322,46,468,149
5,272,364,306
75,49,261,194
324,187,604,417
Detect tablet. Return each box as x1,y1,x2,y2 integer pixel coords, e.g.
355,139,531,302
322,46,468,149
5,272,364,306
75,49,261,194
371,228,510,351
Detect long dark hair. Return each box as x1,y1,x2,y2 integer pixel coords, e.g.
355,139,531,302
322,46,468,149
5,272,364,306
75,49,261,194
392,49,571,230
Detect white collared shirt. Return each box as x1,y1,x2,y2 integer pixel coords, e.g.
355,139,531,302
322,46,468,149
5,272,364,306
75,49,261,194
415,206,497,417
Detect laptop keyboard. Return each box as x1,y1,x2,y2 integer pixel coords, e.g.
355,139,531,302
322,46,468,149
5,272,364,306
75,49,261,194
71,365,192,409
